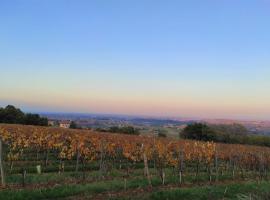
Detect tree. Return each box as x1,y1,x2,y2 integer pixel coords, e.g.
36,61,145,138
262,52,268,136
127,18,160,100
181,123,216,141
121,126,140,135
181,123,270,147
0,105,48,126
158,132,167,138
210,124,249,136
0,105,24,124
70,121,77,129
107,126,140,135
24,113,48,126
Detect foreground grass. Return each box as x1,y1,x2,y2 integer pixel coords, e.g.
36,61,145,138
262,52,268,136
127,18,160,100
0,180,121,200
6,167,250,186
109,181,270,200
2,164,270,200
0,177,152,200
1,177,270,200
147,181,270,200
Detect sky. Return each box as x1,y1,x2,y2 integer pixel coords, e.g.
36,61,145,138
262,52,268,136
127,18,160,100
1,0,270,120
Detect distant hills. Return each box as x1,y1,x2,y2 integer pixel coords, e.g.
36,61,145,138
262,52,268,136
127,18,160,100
202,119,270,136
41,112,194,128
40,112,270,136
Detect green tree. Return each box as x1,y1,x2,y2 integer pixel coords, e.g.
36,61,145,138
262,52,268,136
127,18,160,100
70,121,77,129
181,123,216,141
24,113,48,126
210,123,249,136
158,132,167,138
0,105,24,124
181,122,270,147
107,126,140,135
0,105,48,126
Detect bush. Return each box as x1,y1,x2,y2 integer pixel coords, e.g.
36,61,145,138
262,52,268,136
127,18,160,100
158,132,167,138
102,126,140,135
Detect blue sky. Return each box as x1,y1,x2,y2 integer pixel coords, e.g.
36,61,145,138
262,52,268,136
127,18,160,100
1,0,270,120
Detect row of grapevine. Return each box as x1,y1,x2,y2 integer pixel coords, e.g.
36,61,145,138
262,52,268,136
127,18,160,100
0,124,269,187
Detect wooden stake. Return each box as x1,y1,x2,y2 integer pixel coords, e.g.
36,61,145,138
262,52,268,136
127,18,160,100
179,150,184,185
0,138,5,187
142,144,151,187
22,168,26,187
75,148,80,172
215,152,218,182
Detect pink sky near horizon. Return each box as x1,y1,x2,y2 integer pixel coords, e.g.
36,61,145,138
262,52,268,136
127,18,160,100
1,87,269,120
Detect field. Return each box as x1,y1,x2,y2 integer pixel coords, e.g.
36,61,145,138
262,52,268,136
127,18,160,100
0,124,270,199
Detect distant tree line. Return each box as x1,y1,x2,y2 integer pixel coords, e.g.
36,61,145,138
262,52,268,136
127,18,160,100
180,123,270,147
96,126,140,135
0,105,48,126
69,121,78,129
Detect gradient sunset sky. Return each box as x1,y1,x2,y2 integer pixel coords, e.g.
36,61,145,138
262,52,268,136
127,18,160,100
1,0,270,120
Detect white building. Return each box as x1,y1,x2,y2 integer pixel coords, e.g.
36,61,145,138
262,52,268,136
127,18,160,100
59,120,71,129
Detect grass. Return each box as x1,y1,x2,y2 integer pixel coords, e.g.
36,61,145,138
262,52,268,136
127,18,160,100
0,177,148,200
5,167,148,185
5,167,239,186
2,171,270,200
109,181,270,200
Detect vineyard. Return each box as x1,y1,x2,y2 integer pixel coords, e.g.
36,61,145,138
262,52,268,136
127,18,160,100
0,124,270,199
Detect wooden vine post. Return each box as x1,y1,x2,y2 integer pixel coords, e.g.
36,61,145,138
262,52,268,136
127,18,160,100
75,146,80,172
99,140,105,179
178,150,184,185
259,153,264,181
142,144,152,187
232,158,236,180
45,149,49,167
0,137,5,187
215,151,218,182
22,168,26,187
195,159,200,183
